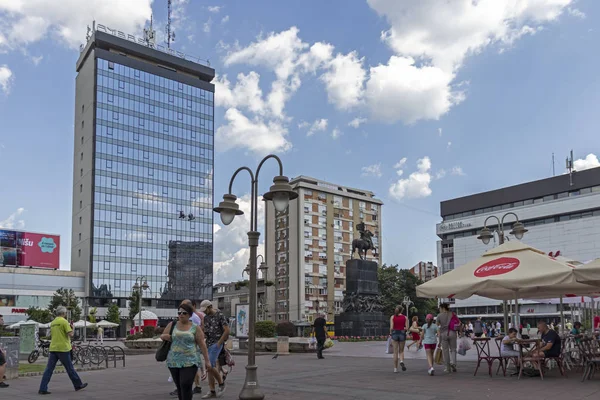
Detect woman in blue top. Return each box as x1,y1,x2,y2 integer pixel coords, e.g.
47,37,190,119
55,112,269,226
419,314,439,376
161,303,211,400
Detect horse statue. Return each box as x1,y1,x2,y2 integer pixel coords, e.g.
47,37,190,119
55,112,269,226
351,230,376,260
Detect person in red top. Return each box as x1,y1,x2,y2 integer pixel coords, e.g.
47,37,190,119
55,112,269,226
389,306,409,373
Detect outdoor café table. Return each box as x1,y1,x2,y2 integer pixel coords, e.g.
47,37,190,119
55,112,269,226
473,337,502,377
517,338,545,380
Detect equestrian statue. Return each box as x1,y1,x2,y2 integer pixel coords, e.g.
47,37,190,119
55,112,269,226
351,221,377,260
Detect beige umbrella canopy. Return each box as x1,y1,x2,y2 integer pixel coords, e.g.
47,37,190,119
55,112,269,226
574,258,600,287
417,241,598,301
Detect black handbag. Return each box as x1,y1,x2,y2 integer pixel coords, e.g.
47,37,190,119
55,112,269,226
156,322,176,362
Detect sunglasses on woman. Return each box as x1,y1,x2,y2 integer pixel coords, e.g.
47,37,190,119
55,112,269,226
177,311,189,316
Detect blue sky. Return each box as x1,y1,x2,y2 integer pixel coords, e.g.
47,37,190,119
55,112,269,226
1,0,599,283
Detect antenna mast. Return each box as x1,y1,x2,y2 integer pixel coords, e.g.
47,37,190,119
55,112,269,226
143,14,156,47
166,0,176,49
565,150,574,186
552,153,555,176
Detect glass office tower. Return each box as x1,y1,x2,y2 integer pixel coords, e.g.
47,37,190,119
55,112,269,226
72,28,215,310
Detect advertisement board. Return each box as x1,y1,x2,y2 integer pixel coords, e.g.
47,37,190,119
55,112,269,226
235,304,249,339
0,229,60,269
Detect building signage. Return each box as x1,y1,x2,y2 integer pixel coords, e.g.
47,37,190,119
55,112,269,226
438,221,472,232
474,257,520,278
0,230,60,269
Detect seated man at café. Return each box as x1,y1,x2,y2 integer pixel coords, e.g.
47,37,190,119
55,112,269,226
501,328,521,357
529,321,561,358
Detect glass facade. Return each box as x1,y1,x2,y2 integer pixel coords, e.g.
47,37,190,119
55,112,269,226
91,58,213,305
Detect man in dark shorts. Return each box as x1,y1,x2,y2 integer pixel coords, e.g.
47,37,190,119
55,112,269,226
312,313,327,359
0,314,8,388
531,321,561,358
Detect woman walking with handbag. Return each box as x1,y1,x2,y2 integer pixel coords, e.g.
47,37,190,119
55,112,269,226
389,306,409,373
161,303,211,400
406,316,422,351
437,303,460,373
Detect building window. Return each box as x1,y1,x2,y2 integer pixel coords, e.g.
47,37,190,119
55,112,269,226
136,247,142,256
79,184,83,193
81,136,84,145
80,168,83,177
78,233,81,241
108,61,114,70
111,178,117,186
79,200,82,209
80,152,83,161
117,145,123,154
104,227,111,236
112,111,118,120
177,173,182,181
81,105,84,114
110,245,116,253
105,193,111,202
116,212,122,220
143,151,149,159
103,261,109,270
108,93,113,102
106,160,112,169
144,87,150,96
107,127,113,136
79,216,82,225
147,232,153,241
118,80,125,89
142,215,148,224
148,168,153,177
168,156,173,164
78,249,81,257
163,186,168,195
133,133,139,141
131,264,137,272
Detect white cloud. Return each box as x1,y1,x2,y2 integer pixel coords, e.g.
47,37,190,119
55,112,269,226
213,194,266,284
361,163,383,178
393,157,407,169
299,118,328,136
0,207,25,229
221,15,229,24
348,117,367,128
203,17,212,33
208,6,222,13
320,51,366,110
451,166,466,176
567,8,585,19
365,56,463,124
331,127,342,140
215,108,291,155
213,72,266,115
365,0,572,123
435,169,447,179
389,157,433,200
447,141,452,149
0,65,14,94
438,128,443,136
0,0,152,51
573,154,599,171
31,55,43,65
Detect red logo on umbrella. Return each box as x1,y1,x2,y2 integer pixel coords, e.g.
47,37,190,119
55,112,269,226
474,257,520,277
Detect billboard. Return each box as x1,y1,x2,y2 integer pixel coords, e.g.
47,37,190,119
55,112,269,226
0,230,60,269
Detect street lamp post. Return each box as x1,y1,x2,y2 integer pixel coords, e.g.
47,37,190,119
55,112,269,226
132,277,150,333
476,212,528,334
214,154,297,400
402,296,413,322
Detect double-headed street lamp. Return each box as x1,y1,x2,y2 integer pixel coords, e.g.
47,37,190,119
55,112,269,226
132,277,150,333
476,212,528,332
214,154,297,400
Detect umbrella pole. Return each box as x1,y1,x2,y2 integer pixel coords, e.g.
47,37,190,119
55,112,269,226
515,292,520,337
503,300,509,335
559,296,565,335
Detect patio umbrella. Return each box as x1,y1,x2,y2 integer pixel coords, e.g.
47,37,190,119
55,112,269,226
416,241,599,329
96,320,119,328
573,258,600,286
72,320,96,329
7,320,29,329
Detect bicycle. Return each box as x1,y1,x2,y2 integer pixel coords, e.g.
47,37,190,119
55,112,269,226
28,339,50,364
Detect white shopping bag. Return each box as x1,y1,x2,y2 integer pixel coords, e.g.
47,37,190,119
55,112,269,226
385,336,393,354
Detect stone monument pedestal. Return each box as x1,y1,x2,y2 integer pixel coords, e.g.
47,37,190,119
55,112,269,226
334,259,388,338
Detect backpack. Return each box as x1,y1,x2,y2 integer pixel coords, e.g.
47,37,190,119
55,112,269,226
218,347,235,374
449,313,461,332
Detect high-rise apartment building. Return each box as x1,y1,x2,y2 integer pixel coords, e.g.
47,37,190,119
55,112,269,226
408,261,438,282
265,176,383,323
71,25,215,311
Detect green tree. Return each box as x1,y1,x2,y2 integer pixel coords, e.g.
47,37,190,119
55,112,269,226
26,307,54,324
48,288,82,321
128,290,141,322
378,264,438,321
106,303,121,325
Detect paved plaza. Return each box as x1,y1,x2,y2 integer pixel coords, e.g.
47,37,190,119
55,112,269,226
3,343,599,400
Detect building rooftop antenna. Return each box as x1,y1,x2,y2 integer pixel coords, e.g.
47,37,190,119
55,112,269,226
566,149,574,186
143,14,156,47
166,0,176,49
552,152,555,176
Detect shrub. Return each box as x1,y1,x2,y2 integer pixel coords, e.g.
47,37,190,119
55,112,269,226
276,321,296,337
126,333,144,341
154,326,165,335
255,321,276,338
142,326,156,338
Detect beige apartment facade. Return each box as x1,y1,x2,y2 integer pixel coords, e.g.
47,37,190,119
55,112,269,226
265,176,383,323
